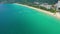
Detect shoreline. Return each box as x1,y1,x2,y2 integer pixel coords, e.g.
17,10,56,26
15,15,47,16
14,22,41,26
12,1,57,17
14,3,60,19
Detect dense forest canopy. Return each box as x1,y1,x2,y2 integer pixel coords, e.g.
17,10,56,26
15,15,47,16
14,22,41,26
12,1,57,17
0,0,58,4
15,0,58,4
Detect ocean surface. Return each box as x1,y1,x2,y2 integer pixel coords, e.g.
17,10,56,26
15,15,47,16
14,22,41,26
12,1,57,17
0,3,60,34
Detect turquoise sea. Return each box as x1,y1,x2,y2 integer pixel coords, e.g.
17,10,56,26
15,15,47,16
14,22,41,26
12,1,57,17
0,3,60,34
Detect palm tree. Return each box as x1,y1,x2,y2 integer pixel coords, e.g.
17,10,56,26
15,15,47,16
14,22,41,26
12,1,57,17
24,0,28,4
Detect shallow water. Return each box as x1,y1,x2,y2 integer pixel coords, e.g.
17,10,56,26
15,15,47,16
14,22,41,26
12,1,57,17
0,4,60,34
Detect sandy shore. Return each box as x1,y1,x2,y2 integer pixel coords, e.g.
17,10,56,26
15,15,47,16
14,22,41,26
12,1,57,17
14,3,60,19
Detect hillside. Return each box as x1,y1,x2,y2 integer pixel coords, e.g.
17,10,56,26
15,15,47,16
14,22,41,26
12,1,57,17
0,0,58,4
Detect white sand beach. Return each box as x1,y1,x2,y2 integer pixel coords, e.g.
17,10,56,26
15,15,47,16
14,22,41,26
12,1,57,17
14,3,60,19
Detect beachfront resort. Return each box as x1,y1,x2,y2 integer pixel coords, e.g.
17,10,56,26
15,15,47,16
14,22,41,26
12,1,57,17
0,0,60,18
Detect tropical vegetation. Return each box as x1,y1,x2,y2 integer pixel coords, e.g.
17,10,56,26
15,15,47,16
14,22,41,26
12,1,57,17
0,0,57,13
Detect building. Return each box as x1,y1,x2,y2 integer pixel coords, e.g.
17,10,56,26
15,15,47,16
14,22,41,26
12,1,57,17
56,0,60,12
39,3,52,9
34,1,39,5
